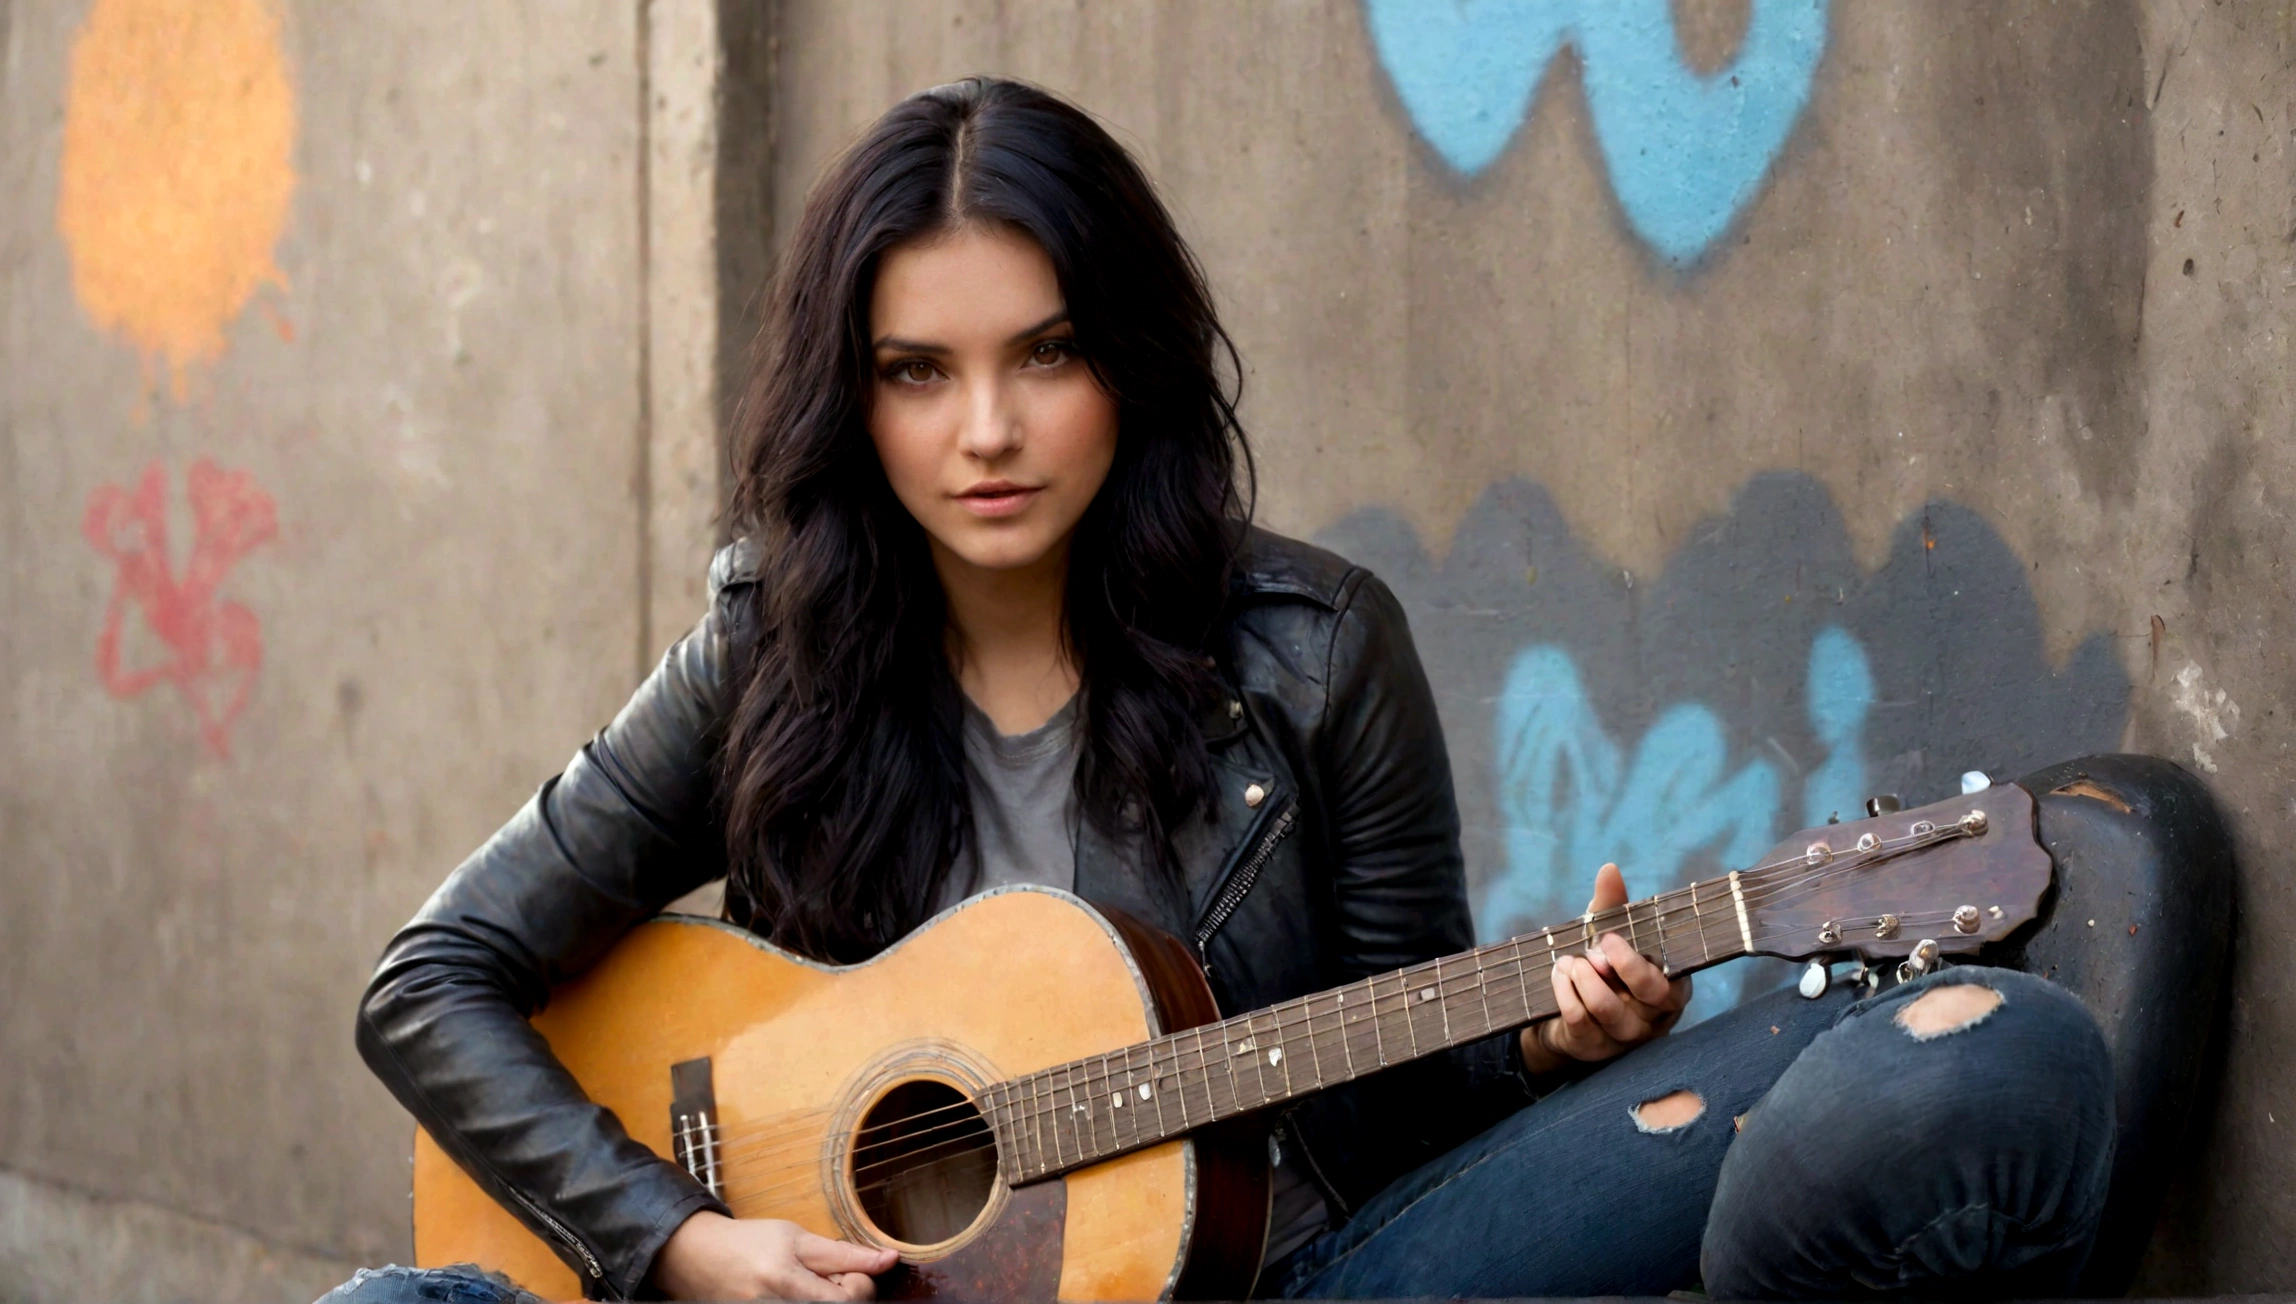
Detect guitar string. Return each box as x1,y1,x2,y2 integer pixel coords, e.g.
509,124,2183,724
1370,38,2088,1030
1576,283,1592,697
697,825,1987,1178
701,822,1961,1164
960,897,1936,1176
725,927,1625,1202
717,911,1772,1206
705,897,1945,1193
716,904,1978,1207
903,892,1969,1188
701,847,1971,1177
743,898,1980,1208
710,897,1956,1202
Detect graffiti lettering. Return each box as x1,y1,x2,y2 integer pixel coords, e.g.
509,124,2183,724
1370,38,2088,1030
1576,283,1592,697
1363,0,1830,265
82,459,278,758
1323,473,2128,1016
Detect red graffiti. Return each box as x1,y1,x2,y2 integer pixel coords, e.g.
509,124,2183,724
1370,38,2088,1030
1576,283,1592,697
83,459,277,757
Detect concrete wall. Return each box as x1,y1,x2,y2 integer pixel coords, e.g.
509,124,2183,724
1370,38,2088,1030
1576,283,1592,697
1,0,723,1292
2,0,2291,1295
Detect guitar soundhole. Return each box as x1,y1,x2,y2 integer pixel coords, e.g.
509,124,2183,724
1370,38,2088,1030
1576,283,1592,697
854,1079,999,1248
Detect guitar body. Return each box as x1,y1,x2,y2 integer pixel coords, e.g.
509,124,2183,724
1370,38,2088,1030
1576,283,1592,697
412,889,1269,1300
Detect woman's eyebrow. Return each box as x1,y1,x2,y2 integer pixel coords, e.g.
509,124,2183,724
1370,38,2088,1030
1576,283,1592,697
1003,310,1070,345
871,333,947,354
872,311,1069,354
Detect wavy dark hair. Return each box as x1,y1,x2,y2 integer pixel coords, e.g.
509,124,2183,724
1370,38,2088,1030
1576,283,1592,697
717,78,1252,962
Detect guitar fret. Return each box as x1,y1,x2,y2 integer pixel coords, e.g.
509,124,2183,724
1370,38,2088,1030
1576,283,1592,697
1474,951,1495,1037
1173,1037,1194,1130
1435,957,1452,1044
1118,1044,1140,1146
1510,938,1535,1024
1145,1042,1169,1137
1197,1026,1219,1121
1056,1065,1074,1166
1398,973,1418,1055
1031,1075,1050,1177
1250,1011,1275,1109
1688,882,1708,970
1650,895,1669,974
1370,976,1391,1067
1310,995,1334,1088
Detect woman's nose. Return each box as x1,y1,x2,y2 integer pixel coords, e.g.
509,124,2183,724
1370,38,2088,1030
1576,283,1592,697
955,376,1022,461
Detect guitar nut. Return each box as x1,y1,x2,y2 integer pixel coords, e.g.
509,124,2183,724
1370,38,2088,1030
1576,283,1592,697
1805,842,1833,866
1874,914,1901,939
1855,832,1880,853
1953,905,1981,935
1819,921,1842,945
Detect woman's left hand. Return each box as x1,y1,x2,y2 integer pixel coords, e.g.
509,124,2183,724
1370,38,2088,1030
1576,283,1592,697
1518,863,1694,1075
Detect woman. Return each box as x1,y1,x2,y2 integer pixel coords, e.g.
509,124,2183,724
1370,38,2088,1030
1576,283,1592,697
333,78,2114,1303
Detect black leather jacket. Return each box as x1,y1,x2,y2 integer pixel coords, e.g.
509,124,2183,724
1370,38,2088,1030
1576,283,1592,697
358,528,1537,1298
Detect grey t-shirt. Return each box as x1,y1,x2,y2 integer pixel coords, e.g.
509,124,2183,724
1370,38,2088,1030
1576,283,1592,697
937,695,1084,908
940,694,1331,1269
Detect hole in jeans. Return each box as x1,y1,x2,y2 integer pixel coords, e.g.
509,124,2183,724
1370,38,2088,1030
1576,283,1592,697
1630,1089,1705,1134
1896,983,2004,1041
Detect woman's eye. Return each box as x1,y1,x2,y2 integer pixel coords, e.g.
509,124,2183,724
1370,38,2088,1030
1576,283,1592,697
892,360,936,384
1029,340,1071,366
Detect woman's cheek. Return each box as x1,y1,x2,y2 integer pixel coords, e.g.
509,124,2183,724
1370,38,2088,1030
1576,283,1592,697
870,395,946,517
1040,378,1119,496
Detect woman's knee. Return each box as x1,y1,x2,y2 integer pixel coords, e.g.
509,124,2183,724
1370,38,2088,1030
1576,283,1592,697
1702,968,2116,1295
1791,968,2113,1161
1876,969,2114,1105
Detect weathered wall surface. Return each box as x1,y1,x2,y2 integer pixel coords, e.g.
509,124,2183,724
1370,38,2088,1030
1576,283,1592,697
775,0,2282,1288
1,0,2290,1295
0,0,677,1292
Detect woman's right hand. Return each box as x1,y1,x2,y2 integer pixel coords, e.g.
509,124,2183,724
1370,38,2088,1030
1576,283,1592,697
652,1211,899,1300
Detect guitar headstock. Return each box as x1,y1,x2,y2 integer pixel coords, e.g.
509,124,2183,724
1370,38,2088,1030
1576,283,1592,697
1738,783,2052,964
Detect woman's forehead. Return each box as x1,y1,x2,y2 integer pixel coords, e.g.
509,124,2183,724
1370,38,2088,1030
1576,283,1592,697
871,225,1064,345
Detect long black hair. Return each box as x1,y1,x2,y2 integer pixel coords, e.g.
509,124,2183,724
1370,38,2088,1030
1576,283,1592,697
718,77,1252,962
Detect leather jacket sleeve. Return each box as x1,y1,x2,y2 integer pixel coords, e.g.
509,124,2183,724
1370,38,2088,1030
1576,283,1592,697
1289,570,1535,1208
356,579,747,1298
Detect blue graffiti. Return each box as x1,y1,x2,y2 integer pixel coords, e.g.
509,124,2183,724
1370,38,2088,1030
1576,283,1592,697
1802,623,1873,828
1362,0,1831,265
1482,624,1873,1013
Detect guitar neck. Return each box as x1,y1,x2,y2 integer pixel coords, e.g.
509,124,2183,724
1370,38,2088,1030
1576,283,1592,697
985,871,1765,1184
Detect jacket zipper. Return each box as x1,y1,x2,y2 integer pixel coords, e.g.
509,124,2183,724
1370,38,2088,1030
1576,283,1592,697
506,1186,608,1291
1193,801,1298,953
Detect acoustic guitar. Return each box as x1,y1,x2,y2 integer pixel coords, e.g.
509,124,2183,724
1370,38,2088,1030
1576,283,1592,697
410,782,2051,1299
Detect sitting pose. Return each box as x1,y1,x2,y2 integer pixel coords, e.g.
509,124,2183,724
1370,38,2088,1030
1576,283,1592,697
329,78,2114,1303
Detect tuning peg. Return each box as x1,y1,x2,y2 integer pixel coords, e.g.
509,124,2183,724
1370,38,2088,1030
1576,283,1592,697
1864,794,1903,816
1798,961,1830,999
1895,938,1943,984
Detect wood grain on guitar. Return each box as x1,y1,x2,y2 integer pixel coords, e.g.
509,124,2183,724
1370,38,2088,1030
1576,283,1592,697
410,787,2049,1299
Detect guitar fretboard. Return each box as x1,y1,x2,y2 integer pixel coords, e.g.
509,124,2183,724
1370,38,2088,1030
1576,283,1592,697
980,871,1766,1184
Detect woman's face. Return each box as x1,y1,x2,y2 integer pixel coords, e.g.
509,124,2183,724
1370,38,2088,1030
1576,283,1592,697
867,224,1118,583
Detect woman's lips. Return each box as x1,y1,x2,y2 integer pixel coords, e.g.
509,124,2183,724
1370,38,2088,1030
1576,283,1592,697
954,483,1042,518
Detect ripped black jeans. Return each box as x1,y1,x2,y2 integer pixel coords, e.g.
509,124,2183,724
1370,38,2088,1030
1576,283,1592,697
1266,966,2116,1299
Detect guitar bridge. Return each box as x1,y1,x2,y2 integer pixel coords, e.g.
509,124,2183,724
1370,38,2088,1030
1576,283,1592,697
670,1057,724,1200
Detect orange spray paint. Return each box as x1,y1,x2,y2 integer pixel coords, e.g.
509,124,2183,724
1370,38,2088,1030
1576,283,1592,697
56,0,296,400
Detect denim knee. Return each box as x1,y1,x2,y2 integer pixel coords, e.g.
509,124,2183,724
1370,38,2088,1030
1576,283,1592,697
313,1265,544,1304
1703,968,2116,1298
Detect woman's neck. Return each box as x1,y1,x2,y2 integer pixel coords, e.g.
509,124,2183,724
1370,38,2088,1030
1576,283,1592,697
934,539,1079,735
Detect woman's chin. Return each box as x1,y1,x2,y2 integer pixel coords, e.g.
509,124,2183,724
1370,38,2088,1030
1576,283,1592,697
930,531,1067,578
